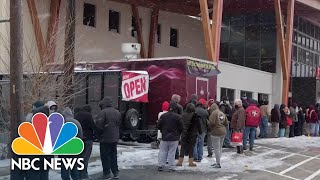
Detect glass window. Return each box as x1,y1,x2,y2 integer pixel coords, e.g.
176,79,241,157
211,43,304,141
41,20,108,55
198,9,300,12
306,38,310,48
245,58,260,69
293,31,298,43
222,15,230,27
245,25,260,57
261,25,276,57
245,13,260,26
220,43,229,59
170,28,178,47
261,58,276,73
220,88,235,102
302,36,306,46
83,3,96,27
298,17,303,32
311,24,315,38
109,10,120,33
258,93,269,103
292,46,297,61
230,15,245,26
241,91,253,99
293,16,298,29
229,58,244,66
298,34,302,45
260,12,275,25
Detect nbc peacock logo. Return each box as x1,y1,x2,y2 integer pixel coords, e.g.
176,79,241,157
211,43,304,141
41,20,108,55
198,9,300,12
12,113,84,155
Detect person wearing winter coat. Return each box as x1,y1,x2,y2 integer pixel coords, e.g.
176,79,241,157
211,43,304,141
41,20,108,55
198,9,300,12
219,97,233,148
295,106,305,136
206,99,215,157
25,100,45,122
207,103,228,168
243,100,262,151
157,101,184,171
171,94,183,115
61,107,83,180
157,101,169,142
315,103,320,136
288,103,298,138
47,100,58,115
193,100,209,162
279,104,289,137
177,103,202,167
231,99,246,154
74,105,96,179
306,105,318,136
259,101,270,138
270,104,281,138
96,97,121,179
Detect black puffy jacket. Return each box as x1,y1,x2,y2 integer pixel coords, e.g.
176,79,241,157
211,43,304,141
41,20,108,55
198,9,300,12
158,111,183,141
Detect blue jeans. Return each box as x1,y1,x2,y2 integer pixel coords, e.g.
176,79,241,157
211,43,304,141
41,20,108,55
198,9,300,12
193,133,205,161
243,127,256,148
279,128,285,137
224,123,231,146
315,122,320,136
259,117,269,138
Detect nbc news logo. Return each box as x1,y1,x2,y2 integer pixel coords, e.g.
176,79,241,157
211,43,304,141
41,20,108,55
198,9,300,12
11,113,85,170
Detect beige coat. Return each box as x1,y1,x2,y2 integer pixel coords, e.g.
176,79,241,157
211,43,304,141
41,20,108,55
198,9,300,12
207,103,228,137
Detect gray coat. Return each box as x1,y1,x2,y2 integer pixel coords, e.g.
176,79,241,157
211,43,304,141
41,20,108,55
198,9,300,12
62,107,83,139
96,97,121,143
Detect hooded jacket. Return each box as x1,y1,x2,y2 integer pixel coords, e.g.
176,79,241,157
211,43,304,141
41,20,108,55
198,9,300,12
47,100,58,115
271,104,280,123
62,107,83,139
207,103,228,136
289,106,298,123
306,105,318,123
231,106,246,130
157,101,184,141
96,97,121,143
180,103,202,144
195,104,209,134
279,104,288,128
74,105,96,141
245,102,262,127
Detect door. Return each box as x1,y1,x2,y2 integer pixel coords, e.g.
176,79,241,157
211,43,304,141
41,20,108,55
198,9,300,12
196,77,209,100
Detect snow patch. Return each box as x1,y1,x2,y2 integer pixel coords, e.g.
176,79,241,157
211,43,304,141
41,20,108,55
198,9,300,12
256,136,320,149
216,174,238,180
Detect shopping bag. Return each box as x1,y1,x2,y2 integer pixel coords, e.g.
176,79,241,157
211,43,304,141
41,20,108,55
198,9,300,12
231,132,243,146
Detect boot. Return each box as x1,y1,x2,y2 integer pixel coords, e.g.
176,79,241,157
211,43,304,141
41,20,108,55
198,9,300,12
176,158,184,166
188,158,197,167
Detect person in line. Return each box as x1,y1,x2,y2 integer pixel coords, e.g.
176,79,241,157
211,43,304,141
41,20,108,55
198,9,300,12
157,101,183,171
288,103,298,138
270,104,280,138
279,104,288,137
157,101,169,143
61,107,83,180
294,106,304,136
188,94,198,106
74,105,96,179
177,103,202,167
231,99,246,154
207,103,228,168
259,100,269,138
315,104,320,136
193,99,209,162
206,99,215,158
219,97,233,148
243,100,261,151
171,94,183,159
96,97,121,180
306,105,318,136
26,101,45,122
47,100,58,115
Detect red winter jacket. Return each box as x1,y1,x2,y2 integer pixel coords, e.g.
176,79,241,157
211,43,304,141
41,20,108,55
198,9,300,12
306,106,318,123
245,104,262,127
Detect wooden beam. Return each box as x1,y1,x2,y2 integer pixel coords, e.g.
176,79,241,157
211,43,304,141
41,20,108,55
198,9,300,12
46,0,61,63
148,8,159,58
211,0,223,62
27,0,46,62
199,0,214,61
285,0,295,105
132,5,146,58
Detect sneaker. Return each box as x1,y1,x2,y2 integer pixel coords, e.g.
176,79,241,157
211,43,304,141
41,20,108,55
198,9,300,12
243,146,247,150
212,164,221,168
101,174,111,180
113,172,119,179
158,167,163,171
207,154,213,157
249,147,253,151
211,163,217,167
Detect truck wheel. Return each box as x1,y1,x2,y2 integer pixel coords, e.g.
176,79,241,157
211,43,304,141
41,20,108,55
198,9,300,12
125,109,140,129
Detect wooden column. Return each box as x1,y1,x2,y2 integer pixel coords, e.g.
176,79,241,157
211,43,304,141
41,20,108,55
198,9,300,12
274,0,288,104
148,8,159,58
211,0,223,62
46,0,62,63
132,5,146,58
285,0,295,105
199,0,214,61
27,0,45,62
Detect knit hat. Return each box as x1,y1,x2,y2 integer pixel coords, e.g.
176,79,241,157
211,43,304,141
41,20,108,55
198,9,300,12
33,101,45,109
198,98,207,107
162,101,169,111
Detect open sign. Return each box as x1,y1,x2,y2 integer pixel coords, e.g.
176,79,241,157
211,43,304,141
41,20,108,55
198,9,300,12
121,71,149,102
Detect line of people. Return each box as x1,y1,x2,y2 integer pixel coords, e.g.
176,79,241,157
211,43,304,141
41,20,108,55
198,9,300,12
17,97,121,180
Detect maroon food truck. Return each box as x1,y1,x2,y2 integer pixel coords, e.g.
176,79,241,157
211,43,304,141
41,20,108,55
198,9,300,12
73,57,220,141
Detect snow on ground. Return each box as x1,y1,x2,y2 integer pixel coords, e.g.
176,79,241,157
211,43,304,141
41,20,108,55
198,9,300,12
256,136,320,149
215,174,238,180
0,159,9,168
